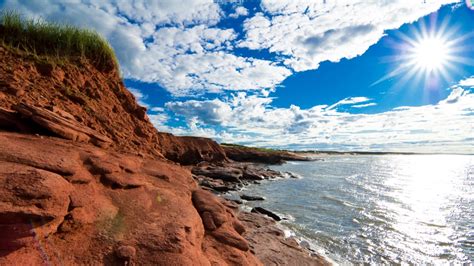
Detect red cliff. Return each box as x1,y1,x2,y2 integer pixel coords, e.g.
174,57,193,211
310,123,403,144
0,44,259,265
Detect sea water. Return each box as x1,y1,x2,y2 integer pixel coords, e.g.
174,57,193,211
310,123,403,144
239,155,474,264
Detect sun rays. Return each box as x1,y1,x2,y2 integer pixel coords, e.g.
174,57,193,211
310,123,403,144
373,15,471,89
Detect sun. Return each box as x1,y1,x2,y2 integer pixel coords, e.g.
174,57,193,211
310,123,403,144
410,37,450,73
372,17,468,87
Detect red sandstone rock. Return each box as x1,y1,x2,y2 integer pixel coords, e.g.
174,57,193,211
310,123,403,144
0,43,326,265
0,132,261,265
0,45,227,163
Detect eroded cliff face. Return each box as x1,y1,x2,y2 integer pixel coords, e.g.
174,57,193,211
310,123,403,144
0,45,259,265
0,44,226,164
0,132,260,265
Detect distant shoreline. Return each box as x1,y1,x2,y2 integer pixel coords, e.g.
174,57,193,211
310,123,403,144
295,150,474,156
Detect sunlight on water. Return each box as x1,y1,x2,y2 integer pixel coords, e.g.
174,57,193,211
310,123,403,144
385,156,469,262
239,155,474,264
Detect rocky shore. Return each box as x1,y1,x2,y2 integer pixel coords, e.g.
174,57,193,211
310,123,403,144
191,157,332,264
0,43,327,265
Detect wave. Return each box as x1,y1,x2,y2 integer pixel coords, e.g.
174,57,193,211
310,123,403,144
321,195,364,210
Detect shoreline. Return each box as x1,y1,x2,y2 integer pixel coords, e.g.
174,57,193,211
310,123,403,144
0,41,328,265
191,157,331,265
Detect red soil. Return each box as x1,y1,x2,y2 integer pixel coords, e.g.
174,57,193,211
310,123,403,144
0,44,327,265
0,45,226,164
0,45,258,265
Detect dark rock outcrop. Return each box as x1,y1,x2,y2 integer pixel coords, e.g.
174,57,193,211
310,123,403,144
192,166,243,182
251,207,281,221
241,195,265,201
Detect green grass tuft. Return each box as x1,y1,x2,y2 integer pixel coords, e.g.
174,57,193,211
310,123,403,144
0,10,118,71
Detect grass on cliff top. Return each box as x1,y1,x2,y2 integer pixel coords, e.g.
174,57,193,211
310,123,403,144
0,10,118,71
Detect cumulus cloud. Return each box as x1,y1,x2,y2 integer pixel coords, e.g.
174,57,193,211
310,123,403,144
239,0,459,71
229,6,249,19
166,99,232,125
0,0,290,96
128,87,149,108
164,87,474,153
458,76,474,87
0,0,458,96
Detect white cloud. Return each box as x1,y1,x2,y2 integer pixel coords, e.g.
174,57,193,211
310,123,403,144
1,0,459,96
239,0,459,71
136,35,292,95
229,6,249,19
128,87,149,108
166,98,232,125
352,103,377,108
327,97,372,110
165,87,474,153
0,0,292,96
150,107,165,112
85,0,222,27
458,76,474,87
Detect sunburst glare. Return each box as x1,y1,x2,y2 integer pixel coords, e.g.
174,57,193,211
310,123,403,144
373,16,470,88
410,36,450,73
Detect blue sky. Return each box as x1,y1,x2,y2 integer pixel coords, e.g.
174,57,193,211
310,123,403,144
2,0,473,153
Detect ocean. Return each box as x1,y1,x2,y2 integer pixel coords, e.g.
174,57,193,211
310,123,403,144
236,155,474,264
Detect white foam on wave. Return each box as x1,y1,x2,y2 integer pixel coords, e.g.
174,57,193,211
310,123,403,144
274,222,338,265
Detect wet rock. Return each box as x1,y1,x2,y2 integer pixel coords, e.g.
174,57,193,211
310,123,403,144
285,171,300,179
251,207,281,222
239,212,329,265
191,166,242,183
231,199,243,205
197,176,236,192
241,194,265,201
241,166,266,180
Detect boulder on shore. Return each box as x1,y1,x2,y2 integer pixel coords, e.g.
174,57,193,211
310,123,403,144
241,194,265,201
191,166,243,182
251,207,281,221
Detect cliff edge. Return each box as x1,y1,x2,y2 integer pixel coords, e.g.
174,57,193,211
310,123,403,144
0,41,259,264
0,13,327,265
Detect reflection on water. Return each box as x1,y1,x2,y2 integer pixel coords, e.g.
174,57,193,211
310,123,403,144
239,155,474,264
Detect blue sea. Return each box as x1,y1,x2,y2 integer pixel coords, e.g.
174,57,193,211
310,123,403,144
238,155,474,264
